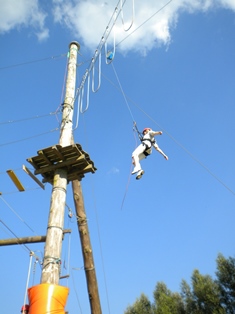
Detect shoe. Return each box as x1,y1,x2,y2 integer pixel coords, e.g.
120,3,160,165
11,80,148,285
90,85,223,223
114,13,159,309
136,170,144,180
132,168,141,175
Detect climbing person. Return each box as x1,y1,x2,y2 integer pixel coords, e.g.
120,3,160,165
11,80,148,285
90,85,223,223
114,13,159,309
132,127,168,179
20,304,29,313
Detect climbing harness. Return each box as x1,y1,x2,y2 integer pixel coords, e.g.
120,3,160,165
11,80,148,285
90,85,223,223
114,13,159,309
133,123,155,156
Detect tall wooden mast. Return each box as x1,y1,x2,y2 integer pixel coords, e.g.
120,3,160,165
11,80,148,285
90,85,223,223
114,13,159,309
40,41,80,284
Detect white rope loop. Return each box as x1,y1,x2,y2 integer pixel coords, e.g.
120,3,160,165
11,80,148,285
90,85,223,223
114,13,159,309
23,252,34,309
120,0,135,32
92,50,102,92
105,7,118,64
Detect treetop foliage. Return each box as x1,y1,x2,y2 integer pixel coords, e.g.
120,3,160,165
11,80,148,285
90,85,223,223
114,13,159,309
124,254,235,314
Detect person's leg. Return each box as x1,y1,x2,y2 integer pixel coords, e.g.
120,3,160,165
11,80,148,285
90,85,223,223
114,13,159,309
132,144,146,173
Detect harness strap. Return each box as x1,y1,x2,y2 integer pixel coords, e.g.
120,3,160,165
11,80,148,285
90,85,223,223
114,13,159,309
143,150,151,156
142,143,152,157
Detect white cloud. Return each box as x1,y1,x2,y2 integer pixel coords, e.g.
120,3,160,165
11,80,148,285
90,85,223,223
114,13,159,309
0,0,235,48
51,0,235,54
219,0,235,9
107,167,120,175
0,0,49,41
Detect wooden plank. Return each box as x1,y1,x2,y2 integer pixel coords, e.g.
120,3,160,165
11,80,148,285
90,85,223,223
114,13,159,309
34,154,86,175
52,146,64,160
6,170,25,192
38,150,53,165
22,165,45,190
27,157,39,170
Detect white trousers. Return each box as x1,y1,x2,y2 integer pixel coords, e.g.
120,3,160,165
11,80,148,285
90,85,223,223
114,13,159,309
132,144,152,172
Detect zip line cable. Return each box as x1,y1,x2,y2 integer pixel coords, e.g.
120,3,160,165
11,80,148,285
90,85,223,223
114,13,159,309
0,167,23,174
0,223,15,238
0,218,32,253
0,112,57,126
0,196,40,236
0,127,59,147
116,0,173,48
0,53,67,71
101,71,235,198
0,187,41,195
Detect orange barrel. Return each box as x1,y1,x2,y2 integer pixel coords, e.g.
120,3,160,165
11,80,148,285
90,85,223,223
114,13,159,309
28,283,69,314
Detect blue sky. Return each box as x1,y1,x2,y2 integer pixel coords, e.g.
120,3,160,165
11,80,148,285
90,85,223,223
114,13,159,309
0,0,235,313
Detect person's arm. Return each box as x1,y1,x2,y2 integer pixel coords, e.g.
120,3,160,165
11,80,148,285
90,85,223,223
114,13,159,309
153,143,168,160
152,131,163,136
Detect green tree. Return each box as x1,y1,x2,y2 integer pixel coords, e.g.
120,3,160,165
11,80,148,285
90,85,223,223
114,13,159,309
123,254,235,314
188,269,225,313
153,282,185,314
216,253,235,313
181,279,195,313
124,293,153,314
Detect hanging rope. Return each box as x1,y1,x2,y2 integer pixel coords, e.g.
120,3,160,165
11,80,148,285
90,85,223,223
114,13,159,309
111,62,143,144
120,161,133,210
133,121,143,141
111,63,135,123
23,251,34,308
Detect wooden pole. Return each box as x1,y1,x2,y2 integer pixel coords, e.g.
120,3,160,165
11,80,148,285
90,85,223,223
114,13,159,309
72,180,102,314
40,41,80,284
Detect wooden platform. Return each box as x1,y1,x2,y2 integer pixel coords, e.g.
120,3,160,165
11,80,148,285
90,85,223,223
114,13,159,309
27,143,97,183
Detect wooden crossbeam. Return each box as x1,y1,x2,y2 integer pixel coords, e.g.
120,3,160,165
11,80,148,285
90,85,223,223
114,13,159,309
0,229,71,246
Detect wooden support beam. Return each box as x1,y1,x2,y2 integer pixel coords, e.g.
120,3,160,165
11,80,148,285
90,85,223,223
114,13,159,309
0,235,46,246
0,229,71,246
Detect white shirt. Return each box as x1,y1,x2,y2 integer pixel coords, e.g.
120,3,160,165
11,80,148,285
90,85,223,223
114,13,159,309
142,130,156,149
